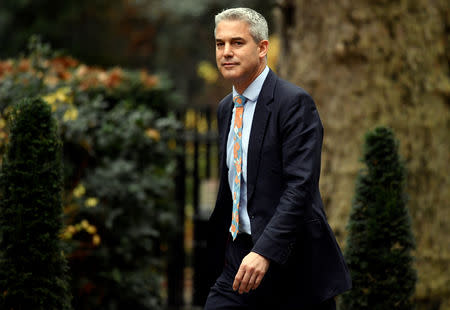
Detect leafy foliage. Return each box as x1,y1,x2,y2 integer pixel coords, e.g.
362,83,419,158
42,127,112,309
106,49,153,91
0,39,181,309
341,127,416,310
0,0,276,112
0,97,72,309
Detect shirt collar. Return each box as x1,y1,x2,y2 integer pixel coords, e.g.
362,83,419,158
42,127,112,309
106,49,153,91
232,66,270,103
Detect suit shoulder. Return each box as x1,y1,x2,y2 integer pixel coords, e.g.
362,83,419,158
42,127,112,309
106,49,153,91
218,93,232,109
217,93,232,121
272,76,321,125
275,77,313,101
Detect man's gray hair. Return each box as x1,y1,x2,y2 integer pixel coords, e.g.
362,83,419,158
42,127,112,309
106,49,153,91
214,8,269,43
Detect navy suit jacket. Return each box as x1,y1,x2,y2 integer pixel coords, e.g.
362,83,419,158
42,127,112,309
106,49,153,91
207,69,351,307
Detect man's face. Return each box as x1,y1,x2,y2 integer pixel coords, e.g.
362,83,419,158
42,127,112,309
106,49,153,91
215,20,267,90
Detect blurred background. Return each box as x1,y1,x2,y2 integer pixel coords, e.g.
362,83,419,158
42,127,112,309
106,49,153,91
0,0,448,309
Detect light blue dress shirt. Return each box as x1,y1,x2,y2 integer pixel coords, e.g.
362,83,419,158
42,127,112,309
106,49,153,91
227,66,270,235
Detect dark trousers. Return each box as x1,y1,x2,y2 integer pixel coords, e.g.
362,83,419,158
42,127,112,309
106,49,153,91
204,233,336,310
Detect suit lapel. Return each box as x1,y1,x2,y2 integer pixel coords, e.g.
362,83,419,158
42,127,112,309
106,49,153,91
247,70,276,202
218,94,233,182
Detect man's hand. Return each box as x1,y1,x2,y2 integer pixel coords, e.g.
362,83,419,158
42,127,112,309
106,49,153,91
233,251,270,294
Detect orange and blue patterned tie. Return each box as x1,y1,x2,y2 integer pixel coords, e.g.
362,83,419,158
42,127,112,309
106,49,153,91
230,94,246,240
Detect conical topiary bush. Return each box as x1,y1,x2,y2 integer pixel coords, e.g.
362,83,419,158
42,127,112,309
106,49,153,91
341,126,416,310
0,97,72,309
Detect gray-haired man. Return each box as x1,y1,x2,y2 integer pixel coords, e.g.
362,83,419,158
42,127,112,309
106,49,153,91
205,8,351,309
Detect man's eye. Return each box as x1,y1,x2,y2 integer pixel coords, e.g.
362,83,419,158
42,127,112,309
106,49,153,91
216,42,224,47
234,42,243,46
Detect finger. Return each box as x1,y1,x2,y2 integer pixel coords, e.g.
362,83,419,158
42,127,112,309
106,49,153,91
245,272,258,292
233,267,245,291
238,268,253,294
253,272,265,290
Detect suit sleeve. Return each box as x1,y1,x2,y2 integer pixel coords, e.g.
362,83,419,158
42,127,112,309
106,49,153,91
251,91,323,265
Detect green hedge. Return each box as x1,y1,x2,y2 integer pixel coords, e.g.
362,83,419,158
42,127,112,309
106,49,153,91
0,38,181,309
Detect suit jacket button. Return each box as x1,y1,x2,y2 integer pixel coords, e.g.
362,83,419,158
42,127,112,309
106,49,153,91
250,215,255,219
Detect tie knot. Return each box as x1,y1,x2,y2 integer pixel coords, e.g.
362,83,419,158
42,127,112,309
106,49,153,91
233,95,246,108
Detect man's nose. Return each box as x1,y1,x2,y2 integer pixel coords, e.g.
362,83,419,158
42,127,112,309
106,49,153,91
223,43,233,57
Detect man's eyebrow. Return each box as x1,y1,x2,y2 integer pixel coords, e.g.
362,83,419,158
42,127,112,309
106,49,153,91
215,37,246,42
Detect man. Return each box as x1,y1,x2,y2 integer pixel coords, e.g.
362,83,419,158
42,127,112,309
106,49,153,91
205,8,351,310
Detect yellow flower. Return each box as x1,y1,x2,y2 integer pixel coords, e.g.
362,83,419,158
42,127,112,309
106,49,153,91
63,107,78,122
86,225,97,234
42,93,57,105
63,232,72,239
81,219,89,230
0,118,5,129
85,197,99,208
197,61,219,84
145,128,160,141
67,225,76,234
73,184,86,198
92,234,101,246
62,225,76,239
42,87,74,112
56,87,72,103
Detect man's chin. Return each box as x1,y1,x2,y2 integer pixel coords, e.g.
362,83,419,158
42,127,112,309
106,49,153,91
220,71,240,82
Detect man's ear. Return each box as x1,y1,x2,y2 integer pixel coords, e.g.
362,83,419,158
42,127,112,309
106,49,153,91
258,40,269,58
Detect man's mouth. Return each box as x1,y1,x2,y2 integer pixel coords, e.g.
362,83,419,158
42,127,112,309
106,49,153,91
222,62,238,68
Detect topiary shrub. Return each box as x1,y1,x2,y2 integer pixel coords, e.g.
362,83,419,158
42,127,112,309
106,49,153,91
0,97,72,309
341,126,417,310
